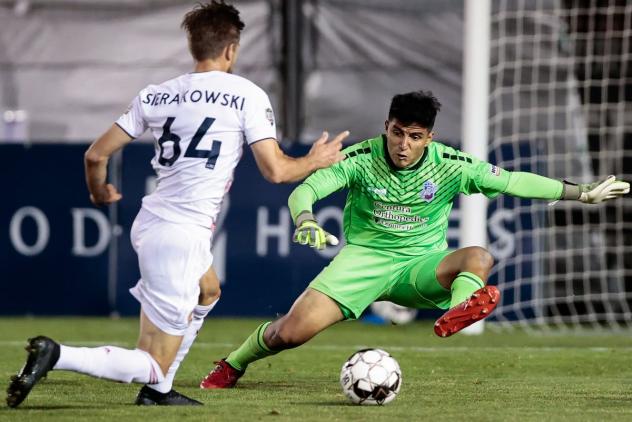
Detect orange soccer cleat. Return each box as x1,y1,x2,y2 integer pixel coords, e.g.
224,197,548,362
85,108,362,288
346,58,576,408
434,286,500,338
199,359,244,389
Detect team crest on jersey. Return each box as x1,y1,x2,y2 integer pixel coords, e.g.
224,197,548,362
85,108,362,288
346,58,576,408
420,180,438,202
265,108,275,126
490,165,501,176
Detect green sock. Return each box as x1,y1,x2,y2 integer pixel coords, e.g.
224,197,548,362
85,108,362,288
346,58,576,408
450,272,485,308
225,322,278,371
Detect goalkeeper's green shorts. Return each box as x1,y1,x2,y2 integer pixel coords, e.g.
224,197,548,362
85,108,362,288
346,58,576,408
308,244,452,320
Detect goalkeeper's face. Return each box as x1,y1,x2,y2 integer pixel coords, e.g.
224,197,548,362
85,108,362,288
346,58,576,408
385,119,433,169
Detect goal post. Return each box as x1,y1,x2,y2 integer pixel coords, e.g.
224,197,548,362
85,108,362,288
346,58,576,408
459,0,491,335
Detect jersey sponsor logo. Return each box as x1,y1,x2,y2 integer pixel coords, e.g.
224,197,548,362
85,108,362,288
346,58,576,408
373,201,409,213
368,187,387,197
374,219,414,231
265,108,275,126
373,210,428,224
372,201,429,231
490,165,501,176
420,180,438,203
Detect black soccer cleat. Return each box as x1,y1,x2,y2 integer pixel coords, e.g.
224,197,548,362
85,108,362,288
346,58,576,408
135,385,203,406
6,336,60,408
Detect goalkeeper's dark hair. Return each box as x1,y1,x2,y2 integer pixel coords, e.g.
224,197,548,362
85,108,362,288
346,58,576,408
388,91,442,130
181,1,245,61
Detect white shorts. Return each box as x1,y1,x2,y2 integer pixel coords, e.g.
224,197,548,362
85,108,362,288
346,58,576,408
129,208,212,336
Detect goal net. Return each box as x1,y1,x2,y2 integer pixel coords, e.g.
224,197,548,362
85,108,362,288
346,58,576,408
487,0,632,331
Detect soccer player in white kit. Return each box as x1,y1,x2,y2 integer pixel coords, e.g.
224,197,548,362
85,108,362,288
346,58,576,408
6,1,348,408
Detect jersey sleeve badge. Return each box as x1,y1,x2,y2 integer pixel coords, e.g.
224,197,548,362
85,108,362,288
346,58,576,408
265,108,275,126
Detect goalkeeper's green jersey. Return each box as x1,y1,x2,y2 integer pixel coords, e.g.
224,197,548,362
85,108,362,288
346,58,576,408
295,135,515,256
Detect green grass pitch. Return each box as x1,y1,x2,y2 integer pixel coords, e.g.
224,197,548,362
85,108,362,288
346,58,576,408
0,317,631,421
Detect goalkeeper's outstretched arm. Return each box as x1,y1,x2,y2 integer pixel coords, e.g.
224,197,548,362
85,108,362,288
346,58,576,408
503,172,630,204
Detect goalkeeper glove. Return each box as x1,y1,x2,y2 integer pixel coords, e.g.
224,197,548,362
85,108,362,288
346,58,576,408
562,175,630,204
292,211,339,250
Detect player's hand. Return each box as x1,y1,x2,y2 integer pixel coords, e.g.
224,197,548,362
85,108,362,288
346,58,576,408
307,130,349,170
292,212,339,250
577,176,629,204
90,183,122,206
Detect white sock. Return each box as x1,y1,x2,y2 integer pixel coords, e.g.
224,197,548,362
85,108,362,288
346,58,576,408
53,345,165,384
148,299,218,393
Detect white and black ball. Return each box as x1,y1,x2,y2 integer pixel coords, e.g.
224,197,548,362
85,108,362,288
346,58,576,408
340,348,402,405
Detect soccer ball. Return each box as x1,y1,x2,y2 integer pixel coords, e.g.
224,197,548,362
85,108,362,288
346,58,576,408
339,348,402,405
370,301,418,325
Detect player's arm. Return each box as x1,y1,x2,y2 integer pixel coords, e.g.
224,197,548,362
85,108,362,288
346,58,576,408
461,154,629,203
85,92,147,206
84,124,133,206
288,155,355,249
244,85,348,184
501,172,630,203
250,130,349,184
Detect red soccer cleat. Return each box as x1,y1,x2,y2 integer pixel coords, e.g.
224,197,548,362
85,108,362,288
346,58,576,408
199,359,244,389
434,286,500,338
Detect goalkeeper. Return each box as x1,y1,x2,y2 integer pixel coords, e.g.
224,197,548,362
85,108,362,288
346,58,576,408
200,90,629,389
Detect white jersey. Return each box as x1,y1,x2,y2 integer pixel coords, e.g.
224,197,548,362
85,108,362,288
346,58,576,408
116,71,277,229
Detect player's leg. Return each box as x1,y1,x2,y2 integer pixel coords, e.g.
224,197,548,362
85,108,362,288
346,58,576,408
140,266,220,404
136,309,184,374
200,244,391,389
6,210,208,408
264,288,343,349
435,246,495,306
6,312,177,408
432,246,499,337
385,247,498,337
200,288,344,389
129,210,211,405
236,287,343,364
151,266,221,388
